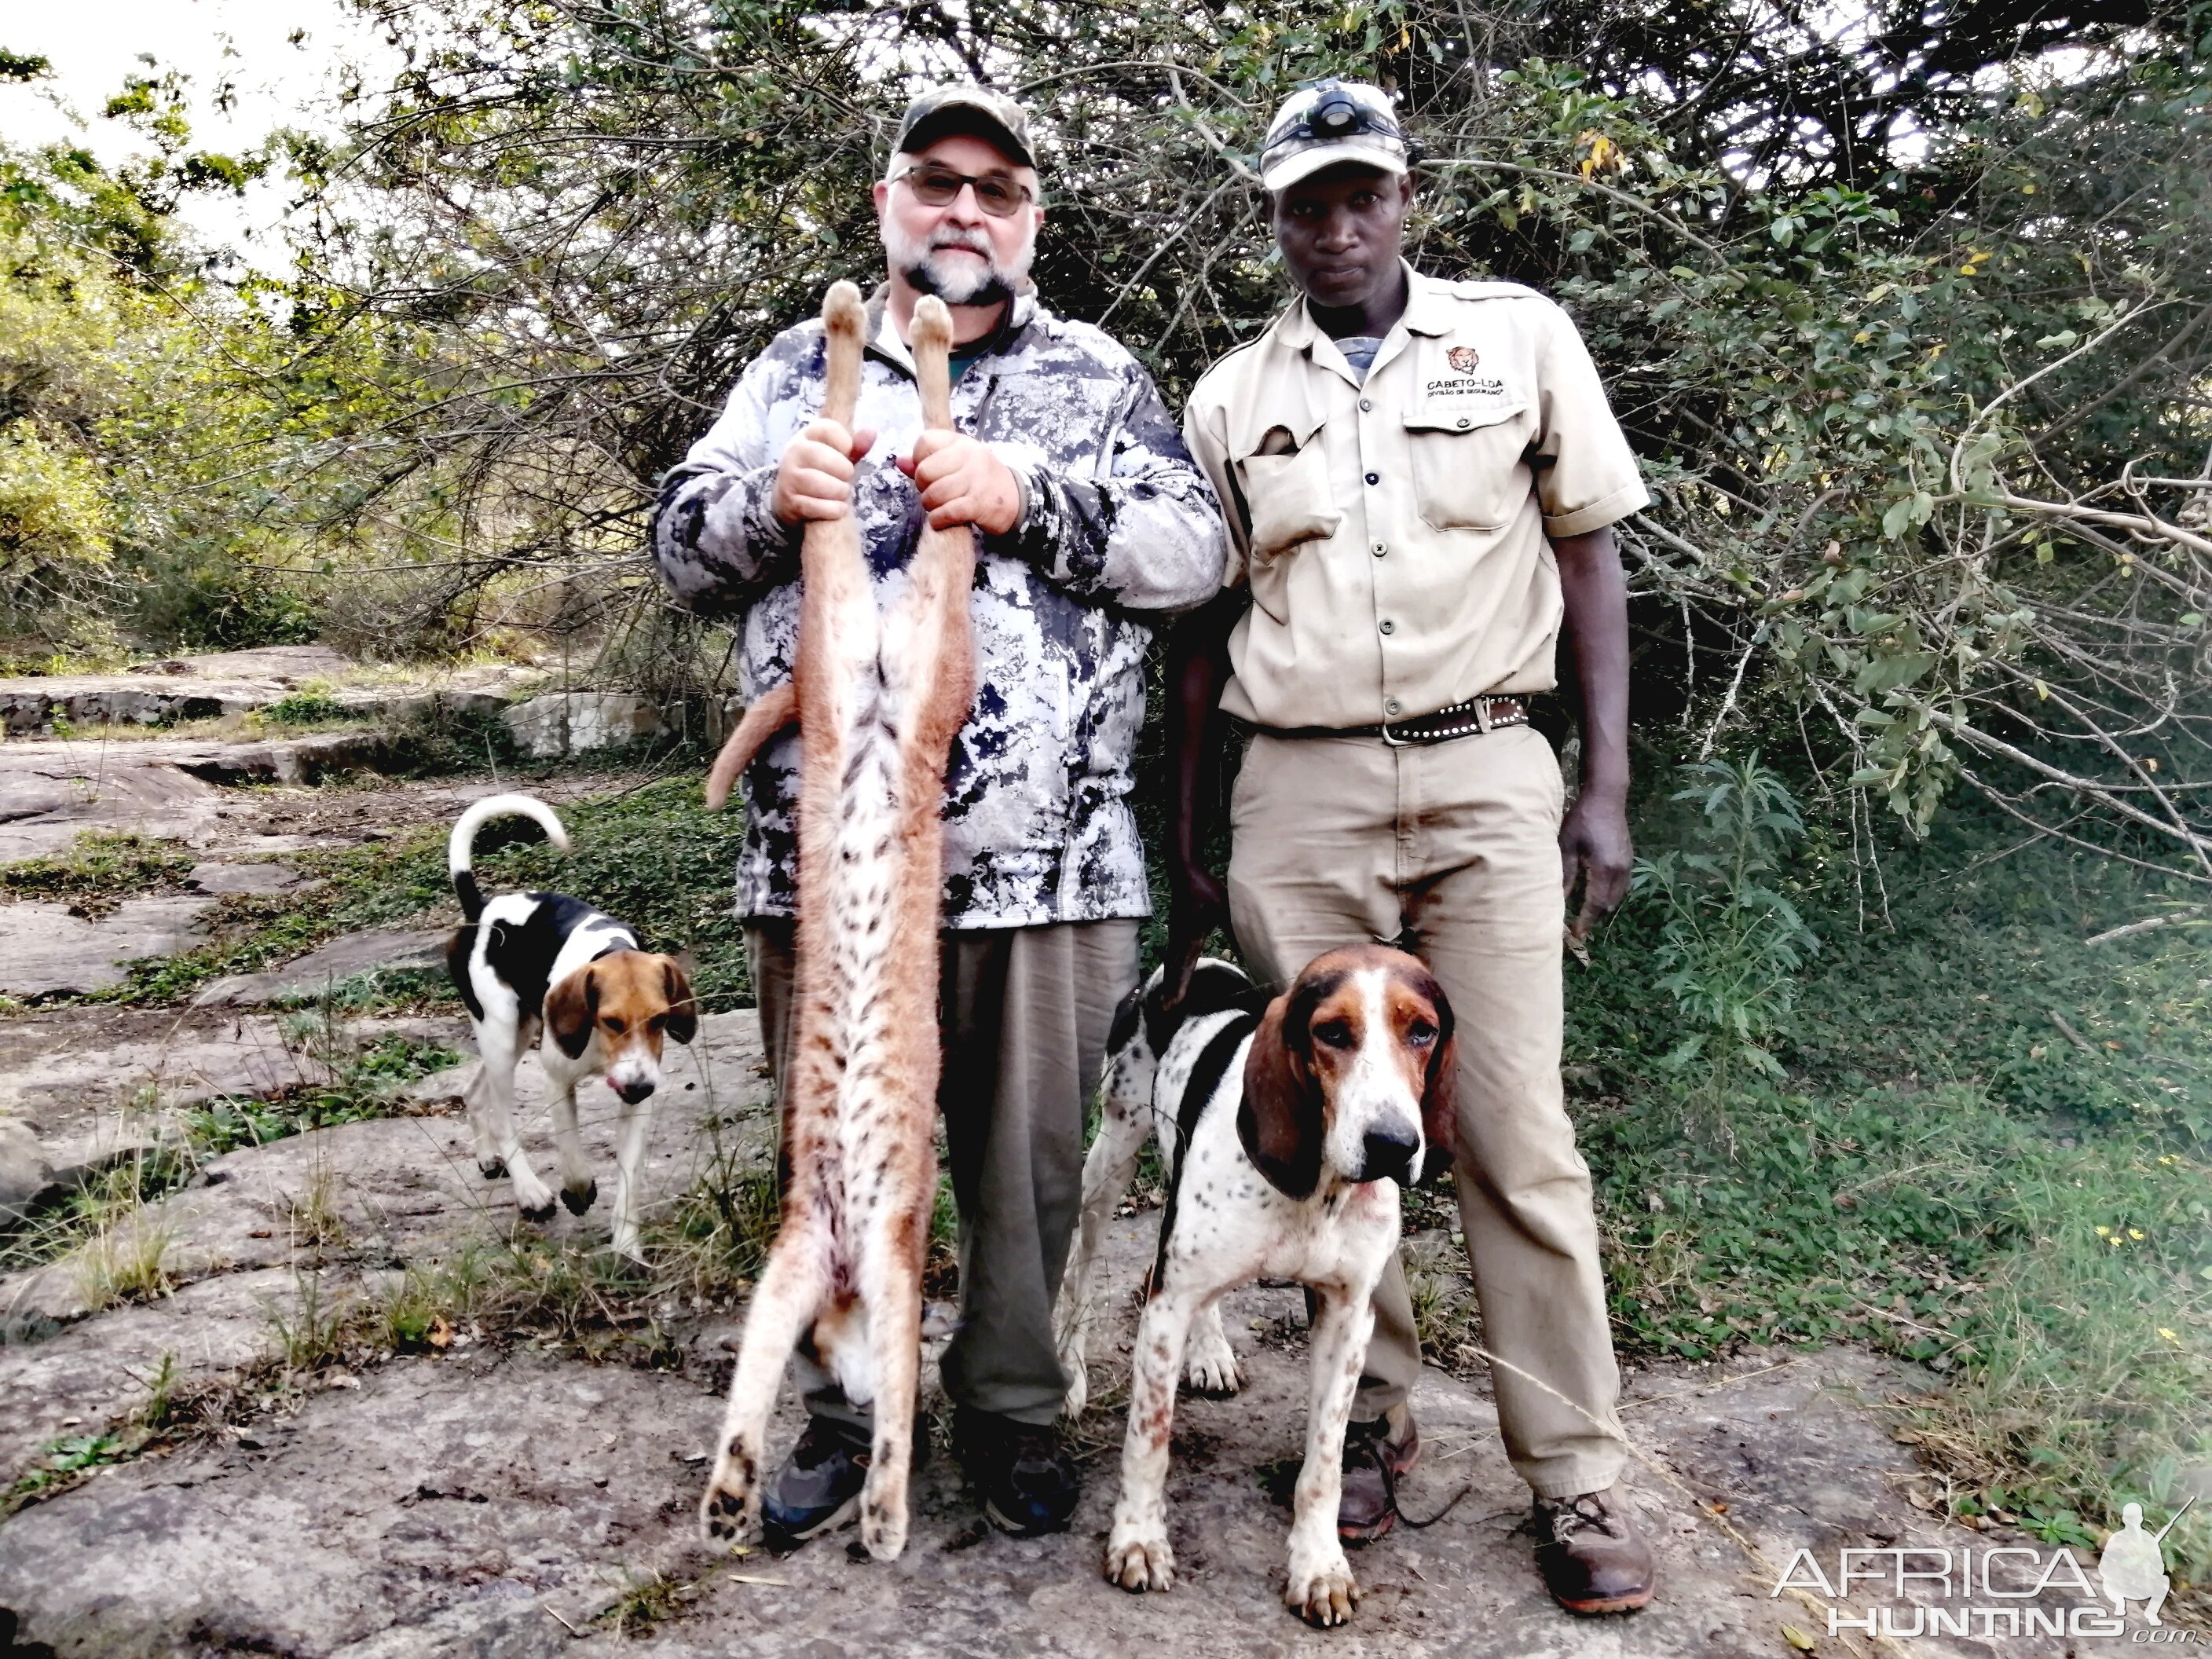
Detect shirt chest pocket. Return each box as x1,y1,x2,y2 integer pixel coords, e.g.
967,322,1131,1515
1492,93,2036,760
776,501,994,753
1403,401,1532,533
1231,406,1340,567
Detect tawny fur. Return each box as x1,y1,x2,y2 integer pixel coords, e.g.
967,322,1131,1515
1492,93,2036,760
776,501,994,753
701,282,976,1562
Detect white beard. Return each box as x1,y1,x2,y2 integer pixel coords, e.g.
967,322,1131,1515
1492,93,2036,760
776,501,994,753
881,215,1035,306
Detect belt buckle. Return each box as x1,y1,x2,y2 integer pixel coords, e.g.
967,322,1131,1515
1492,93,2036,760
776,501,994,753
1379,712,1408,747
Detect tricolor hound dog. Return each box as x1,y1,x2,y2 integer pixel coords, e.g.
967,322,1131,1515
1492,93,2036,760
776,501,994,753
1059,945,1455,1627
445,793,697,1262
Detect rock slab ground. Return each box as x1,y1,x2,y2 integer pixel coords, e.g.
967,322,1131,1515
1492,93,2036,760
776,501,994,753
0,998,2086,1658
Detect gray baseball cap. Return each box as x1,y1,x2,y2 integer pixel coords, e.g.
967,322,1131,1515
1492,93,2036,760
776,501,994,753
1259,79,1411,192
892,84,1036,169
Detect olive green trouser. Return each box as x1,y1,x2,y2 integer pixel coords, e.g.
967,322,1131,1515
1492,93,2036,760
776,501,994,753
1225,725,1627,1500
745,917,1138,1428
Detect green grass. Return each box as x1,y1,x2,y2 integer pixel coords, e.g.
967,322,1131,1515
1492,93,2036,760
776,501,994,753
255,689,352,727
0,831,196,917
93,775,755,1011
2,1025,460,1278
1540,800,2212,1576
185,1031,461,1155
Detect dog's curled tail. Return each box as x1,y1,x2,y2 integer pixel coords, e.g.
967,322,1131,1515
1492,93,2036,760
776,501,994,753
702,681,799,811
449,793,570,922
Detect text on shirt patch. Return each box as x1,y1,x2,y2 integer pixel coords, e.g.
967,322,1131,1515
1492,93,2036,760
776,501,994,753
1423,375,1510,397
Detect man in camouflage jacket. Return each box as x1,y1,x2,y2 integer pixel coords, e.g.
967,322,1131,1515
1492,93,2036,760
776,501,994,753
651,86,1226,1542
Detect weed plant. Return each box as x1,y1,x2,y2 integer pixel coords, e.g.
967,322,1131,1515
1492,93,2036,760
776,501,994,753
1552,788,2212,1573
100,775,753,1009
0,831,195,917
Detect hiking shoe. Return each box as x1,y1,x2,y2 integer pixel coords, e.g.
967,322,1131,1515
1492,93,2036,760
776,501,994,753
954,1407,1080,1536
1338,1408,1420,1544
1533,1488,1656,1614
762,1417,873,1545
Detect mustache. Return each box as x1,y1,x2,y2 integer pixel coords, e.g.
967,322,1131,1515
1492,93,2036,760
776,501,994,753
928,229,993,255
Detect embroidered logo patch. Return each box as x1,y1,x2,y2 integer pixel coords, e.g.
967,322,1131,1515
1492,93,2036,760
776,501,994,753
1448,346,1481,374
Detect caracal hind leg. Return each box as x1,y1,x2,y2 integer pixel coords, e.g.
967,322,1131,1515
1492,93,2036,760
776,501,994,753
856,1218,927,1561
701,1232,825,1545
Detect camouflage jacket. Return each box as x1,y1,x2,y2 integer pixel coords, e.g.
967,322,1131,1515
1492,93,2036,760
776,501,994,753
651,290,1229,929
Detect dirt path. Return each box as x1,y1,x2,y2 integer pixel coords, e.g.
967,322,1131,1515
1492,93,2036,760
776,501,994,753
0,723,2106,1657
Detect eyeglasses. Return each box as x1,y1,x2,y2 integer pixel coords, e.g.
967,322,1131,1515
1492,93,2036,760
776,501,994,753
893,163,1033,218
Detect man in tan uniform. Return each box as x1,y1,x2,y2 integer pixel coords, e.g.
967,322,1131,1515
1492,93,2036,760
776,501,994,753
1172,79,1654,1613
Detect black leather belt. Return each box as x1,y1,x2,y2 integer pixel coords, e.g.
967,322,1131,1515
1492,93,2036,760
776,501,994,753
1251,694,1534,746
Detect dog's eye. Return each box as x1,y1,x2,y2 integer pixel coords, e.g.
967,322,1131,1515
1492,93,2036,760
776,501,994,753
647,1014,666,1032
1406,1020,1437,1047
605,1016,626,1035
1312,1020,1353,1049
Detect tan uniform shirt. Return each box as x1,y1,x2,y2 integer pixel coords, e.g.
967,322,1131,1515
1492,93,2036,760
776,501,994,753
1184,264,1649,730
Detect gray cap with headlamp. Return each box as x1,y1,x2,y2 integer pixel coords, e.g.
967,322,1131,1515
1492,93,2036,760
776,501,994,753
1258,79,1415,192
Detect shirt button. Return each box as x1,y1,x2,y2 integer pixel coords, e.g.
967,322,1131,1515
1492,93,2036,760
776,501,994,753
1385,698,1402,716
1456,416,1471,429
1360,398,1374,412
1371,540,1387,558
1365,471,1379,485
1379,619,1396,635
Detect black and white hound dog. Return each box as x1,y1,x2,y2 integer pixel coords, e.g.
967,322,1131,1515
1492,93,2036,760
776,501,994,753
445,793,696,1262
1055,945,1455,1626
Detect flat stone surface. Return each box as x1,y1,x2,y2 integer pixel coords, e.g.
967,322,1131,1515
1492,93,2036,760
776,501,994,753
0,895,215,998
185,859,302,896
0,1011,771,1470
0,742,227,862
192,928,450,1009
0,1118,49,1214
0,1009,469,1163
0,989,2082,1659
0,1314,2077,1657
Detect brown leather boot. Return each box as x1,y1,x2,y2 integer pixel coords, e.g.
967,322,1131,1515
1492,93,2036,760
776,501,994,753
1533,1489,1655,1613
1336,1408,1419,1544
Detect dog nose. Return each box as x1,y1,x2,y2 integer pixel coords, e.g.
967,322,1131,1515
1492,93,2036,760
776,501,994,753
1360,1125,1420,1185
613,1079,657,1104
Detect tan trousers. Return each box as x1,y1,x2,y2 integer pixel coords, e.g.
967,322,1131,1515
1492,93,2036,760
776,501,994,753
1226,725,1626,1499
747,917,1139,1427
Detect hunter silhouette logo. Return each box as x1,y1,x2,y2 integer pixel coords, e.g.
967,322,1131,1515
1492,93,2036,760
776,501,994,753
1447,346,1481,374
2100,1497,2192,1626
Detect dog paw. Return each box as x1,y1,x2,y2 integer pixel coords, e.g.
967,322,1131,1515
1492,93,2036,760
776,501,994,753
699,1453,760,1546
1184,1332,1244,1397
512,1170,556,1222
859,1492,909,1561
478,1156,506,1180
1104,1530,1174,1593
560,1179,597,1217
1286,1551,1359,1627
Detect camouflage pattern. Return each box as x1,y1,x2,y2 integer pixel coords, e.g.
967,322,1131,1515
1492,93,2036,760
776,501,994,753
651,290,1229,928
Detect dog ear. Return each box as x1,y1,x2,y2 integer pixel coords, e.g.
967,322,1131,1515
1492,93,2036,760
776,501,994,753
1238,990,1325,1199
660,956,698,1045
546,965,597,1059
1418,978,1458,1181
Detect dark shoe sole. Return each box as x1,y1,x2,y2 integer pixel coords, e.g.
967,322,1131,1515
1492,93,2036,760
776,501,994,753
1552,1586,1654,1616
764,1492,860,1547
984,1496,1071,1537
